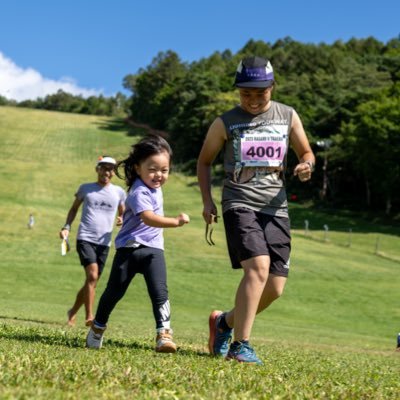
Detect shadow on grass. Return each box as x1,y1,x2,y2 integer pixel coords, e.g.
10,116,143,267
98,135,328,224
0,322,83,348
0,320,210,357
94,117,169,140
94,117,146,137
105,338,210,357
0,315,61,326
175,347,210,358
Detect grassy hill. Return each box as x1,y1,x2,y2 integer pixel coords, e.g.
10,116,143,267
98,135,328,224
0,106,399,399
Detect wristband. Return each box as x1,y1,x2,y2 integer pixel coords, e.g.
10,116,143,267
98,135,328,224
304,161,315,172
62,224,71,231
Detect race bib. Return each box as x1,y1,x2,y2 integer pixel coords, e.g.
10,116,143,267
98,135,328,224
240,131,286,167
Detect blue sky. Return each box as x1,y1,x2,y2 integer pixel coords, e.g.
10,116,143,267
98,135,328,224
0,0,399,101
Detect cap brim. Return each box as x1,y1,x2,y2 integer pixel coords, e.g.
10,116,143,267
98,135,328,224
235,80,274,88
97,156,116,165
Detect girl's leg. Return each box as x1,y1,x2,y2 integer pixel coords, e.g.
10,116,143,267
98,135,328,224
95,249,136,325
142,248,176,353
141,248,170,329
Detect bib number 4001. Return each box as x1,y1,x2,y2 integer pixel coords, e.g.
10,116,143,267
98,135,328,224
245,145,282,160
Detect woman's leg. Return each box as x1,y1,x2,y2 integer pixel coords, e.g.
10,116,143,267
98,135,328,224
225,272,286,329
67,263,98,325
257,274,287,313
228,255,270,342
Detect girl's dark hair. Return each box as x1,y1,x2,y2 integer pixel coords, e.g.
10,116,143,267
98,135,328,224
116,135,172,190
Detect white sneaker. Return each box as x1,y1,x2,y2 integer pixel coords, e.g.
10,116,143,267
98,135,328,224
86,323,106,349
155,328,177,353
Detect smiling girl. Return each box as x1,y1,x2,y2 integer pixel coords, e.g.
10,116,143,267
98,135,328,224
86,135,190,352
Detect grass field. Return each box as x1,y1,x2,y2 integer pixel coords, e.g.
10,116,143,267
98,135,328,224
0,106,399,399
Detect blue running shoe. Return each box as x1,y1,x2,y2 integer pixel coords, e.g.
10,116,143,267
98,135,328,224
208,310,233,357
226,342,263,365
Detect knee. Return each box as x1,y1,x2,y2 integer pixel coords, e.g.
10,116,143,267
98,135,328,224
86,272,99,286
270,285,284,301
245,265,269,283
269,278,287,300
242,256,270,283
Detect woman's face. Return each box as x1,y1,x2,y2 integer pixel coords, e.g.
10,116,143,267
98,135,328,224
96,163,115,186
238,87,273,115
135,151,170,189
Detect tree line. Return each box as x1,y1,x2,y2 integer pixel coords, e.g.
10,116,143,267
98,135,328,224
122,36,400,215
0,90,128,117
1,36,399,214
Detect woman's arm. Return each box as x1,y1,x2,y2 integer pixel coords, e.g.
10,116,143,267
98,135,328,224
197,117,227,223
290,110,315,182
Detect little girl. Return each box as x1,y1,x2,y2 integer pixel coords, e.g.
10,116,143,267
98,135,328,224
86,135,190,352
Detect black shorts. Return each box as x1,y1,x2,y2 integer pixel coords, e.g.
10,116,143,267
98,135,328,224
76,240,110,275
223,207,291,277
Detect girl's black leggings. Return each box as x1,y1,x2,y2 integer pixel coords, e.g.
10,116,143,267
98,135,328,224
95,246,170,329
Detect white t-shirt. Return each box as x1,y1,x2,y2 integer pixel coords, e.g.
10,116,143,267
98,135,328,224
76,182,126,246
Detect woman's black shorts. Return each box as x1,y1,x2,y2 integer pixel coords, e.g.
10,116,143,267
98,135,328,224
223,207,291,277
76,240,110,275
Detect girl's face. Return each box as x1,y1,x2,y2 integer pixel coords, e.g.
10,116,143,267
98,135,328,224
238,87,273,115
135,151,170,189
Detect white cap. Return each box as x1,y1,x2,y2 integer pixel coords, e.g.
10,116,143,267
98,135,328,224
97,156,116,166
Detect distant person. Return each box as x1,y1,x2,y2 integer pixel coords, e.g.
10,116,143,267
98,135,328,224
197,56,315,364
86,135,190,353
27,213,35,229
397,333,400,351
60,156,126,327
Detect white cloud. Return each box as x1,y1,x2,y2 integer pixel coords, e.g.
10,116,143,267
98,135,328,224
0,52,102,101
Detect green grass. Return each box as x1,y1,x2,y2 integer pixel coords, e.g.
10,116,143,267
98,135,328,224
0,106,399,399
1,323,398,400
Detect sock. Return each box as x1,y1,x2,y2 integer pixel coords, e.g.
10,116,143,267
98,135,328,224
230,340,249,349
93,320,106,329
218,313,231,331
156,324,172,333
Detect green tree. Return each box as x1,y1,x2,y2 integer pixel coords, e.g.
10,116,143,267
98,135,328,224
120,36,400,212
0,95,10,106
127,51,187,127
335,84,400,213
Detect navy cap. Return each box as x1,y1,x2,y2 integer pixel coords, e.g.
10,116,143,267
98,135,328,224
234,56,275,88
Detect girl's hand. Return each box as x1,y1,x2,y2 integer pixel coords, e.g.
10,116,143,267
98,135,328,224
177,213,190,226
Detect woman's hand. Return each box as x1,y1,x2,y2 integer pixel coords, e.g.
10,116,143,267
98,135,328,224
294,161,314,182
202,201,218,224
